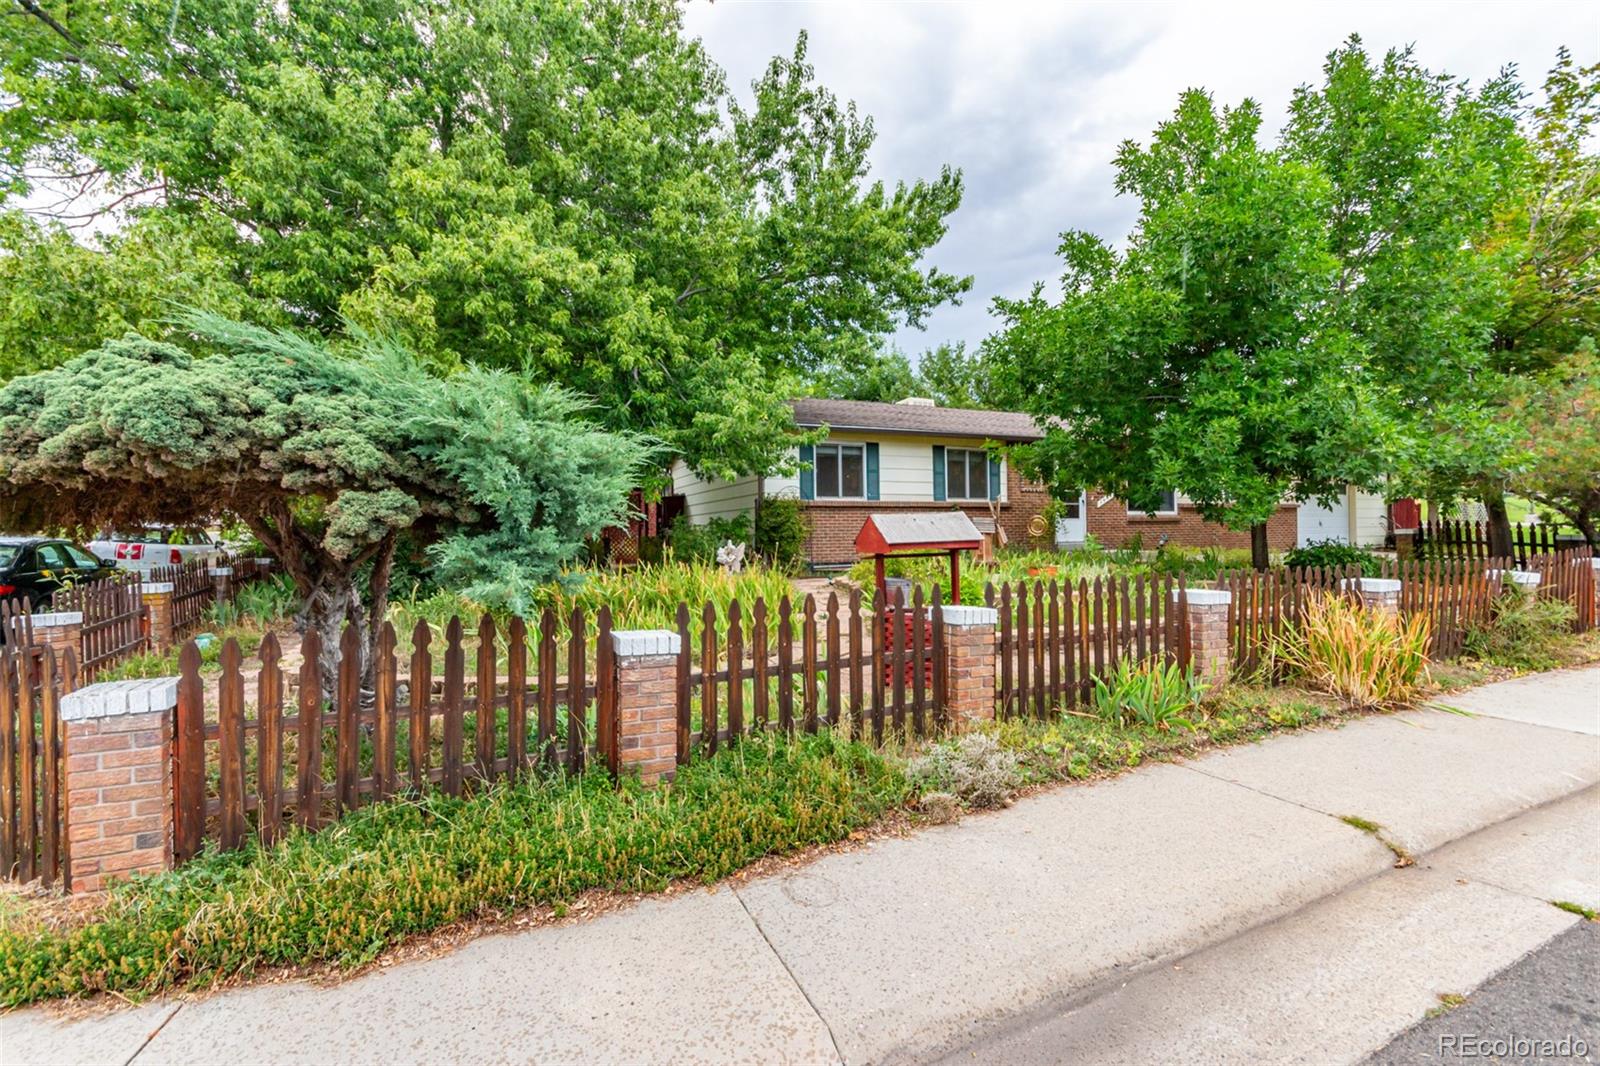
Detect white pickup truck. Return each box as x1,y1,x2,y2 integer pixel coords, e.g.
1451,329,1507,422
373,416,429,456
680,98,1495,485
87,527,230,572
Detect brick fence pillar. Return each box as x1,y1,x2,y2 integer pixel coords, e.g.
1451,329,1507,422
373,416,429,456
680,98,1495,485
611,630,681,785
209,566,233,608
141,581,175,650
1344,577,1402,616
1178,589,1232,687
940,605,997,730
29,611,82,668
1392,529,1416,560
61,678,177,893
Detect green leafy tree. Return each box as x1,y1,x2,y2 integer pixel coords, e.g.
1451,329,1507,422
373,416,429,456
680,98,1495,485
1282,38,1527,554
988,91,1382,568
914,341,998,409
805,341,919,403
0,314,643,689
1509,344,1600,545
1,4,969,478
0,210,253,380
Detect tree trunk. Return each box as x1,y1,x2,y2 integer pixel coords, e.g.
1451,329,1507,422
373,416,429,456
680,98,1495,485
1482,485,1514,560
296,578,366,701
1250,521,1270,571
363,533,399,690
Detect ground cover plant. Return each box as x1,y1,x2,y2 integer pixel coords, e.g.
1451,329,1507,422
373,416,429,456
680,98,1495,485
0,732,907,1006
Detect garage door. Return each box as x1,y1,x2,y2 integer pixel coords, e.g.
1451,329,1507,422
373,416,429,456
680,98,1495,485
1297,496,1349,547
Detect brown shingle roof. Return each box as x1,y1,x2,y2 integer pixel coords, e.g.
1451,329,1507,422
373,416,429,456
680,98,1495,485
791,398,1043,441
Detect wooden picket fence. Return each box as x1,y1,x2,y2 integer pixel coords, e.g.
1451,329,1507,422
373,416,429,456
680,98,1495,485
148,561,217,635
50,575,147,678
175,589,950,857
989,574,1189,717
0,646,76,887
1413,520,1574,568
1219,565,1364,676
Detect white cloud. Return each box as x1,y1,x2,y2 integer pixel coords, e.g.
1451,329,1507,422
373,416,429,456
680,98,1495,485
684,0,1600,359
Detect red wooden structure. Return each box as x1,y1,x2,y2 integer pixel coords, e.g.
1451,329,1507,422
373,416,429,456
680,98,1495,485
855,512,983,603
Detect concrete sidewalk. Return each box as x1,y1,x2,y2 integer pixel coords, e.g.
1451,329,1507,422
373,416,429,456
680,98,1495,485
3,667,1596,1066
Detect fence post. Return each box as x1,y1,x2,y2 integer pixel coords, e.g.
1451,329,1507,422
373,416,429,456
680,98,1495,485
939,605,998,730
141,580,175,651
611,630,681,785
1345,577,1402,616
60,678,177,893
209,566,233,607
30,611,82,666
1177,588,1232,686
1392,529,1416,560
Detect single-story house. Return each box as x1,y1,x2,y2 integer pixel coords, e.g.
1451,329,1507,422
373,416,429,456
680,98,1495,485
668,397,1393,567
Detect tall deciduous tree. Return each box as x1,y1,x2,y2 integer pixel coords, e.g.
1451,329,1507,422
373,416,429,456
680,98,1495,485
988,91,1382,568
0,3,969,479
1282,38,1527,554
1509,344,1600,546
0,314,643,690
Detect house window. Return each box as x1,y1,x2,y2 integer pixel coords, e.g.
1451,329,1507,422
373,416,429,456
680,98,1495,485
1129,489,1179,516
815,443,866,499
946,448,990,500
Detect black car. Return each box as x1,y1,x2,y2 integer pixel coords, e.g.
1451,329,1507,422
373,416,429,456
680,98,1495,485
0,535,117,612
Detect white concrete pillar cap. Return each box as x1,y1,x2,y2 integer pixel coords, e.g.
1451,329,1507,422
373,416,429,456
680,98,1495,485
611,630,682,657
29,611,84,628
141,582,176,595
61,678,179,722
1174,588,1231,606
940,605,999,627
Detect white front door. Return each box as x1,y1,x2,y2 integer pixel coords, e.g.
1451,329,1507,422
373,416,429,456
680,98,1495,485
1297,494,1349,547
1055,491,1087,545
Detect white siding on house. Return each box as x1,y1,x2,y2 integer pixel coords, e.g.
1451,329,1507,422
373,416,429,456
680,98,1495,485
1352,489,1388,547
670,462,759,523
669,461,802,523
671,432,1008,520
813,431,1007,503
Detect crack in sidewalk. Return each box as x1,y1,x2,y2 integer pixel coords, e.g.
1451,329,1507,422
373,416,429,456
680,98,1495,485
123,1003,182,1065
731,885,848,1066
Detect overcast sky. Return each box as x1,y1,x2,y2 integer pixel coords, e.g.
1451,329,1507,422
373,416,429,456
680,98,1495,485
682,0,1599,362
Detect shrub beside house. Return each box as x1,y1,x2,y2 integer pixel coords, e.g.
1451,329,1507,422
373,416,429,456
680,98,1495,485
670,397,1395,567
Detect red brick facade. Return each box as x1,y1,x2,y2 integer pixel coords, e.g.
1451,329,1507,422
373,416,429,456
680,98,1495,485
804,463,1053,566
800,468,1298,567
1084,499,1298,553
615,651,679,785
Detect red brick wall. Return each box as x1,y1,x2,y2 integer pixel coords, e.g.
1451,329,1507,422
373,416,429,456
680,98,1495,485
1085,498,1298,552
803,463,1053,566
65,710,172,893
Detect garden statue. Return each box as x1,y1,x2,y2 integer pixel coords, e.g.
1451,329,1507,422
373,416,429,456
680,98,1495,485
716,540,747,574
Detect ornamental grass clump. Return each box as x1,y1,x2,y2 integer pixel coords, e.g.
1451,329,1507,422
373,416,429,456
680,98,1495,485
1463,586,1579,672
533,558,796,633
1090,658,1207,731
0,731,907,1006
1274,595,1431,708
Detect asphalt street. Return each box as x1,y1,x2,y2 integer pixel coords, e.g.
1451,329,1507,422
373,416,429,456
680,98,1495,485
1365,920,1599,1065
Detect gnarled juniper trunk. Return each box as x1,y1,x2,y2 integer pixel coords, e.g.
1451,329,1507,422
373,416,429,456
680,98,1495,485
297,579,369,702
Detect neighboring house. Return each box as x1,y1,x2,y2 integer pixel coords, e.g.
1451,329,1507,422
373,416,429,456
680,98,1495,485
669,397,1393,567
1077,487,1390,553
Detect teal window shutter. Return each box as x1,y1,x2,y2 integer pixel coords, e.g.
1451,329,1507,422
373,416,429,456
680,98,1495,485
988,455,1001,501
866,442,880,501
799,444,815,500
932,445,946,502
